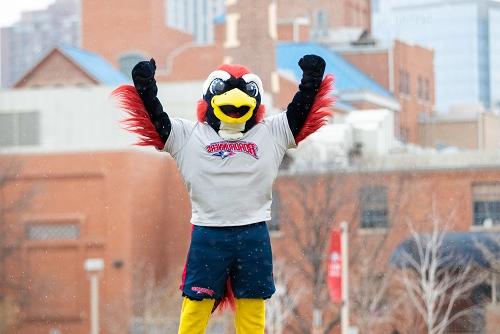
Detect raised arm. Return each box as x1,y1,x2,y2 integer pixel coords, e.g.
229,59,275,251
285,54,335,144
131,59,172,144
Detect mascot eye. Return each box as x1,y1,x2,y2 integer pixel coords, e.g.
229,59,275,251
245,82,259,97
209,78,226,95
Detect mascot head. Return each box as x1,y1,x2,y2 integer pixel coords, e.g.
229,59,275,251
197,64,266,140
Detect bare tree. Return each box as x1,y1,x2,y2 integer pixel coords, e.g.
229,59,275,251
351,260,397,333
266,260,305,334
275,171,405,334
0,158,34,332
396,216,488,334
472,231,500,334
276,173,347,334
133,269,181,333
348,173,416,334
104,264,182,334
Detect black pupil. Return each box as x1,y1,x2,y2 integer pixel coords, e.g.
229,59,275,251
246,82,258,96
211,79,225,94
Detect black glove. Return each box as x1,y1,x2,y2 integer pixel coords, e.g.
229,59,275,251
286,54,326,136
131,58,171,144
132,58,157,99
298,54,326,91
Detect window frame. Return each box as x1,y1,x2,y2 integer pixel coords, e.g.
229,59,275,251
0,111,40,147
118,52,147,78
359,185,389,230
471,183,500,228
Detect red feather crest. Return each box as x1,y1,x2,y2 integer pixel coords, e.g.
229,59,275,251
111,85,164,150
294,74,336,144
217,64,251,78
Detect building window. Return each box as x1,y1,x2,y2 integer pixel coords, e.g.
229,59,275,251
417,76,430,101
472,183,500,227
398,70,410,95
26,223,80,241
0,111,40,147
424,78,430,101
269,190,281,232
360,186,388,229
118,53,146,78
417,76,423,100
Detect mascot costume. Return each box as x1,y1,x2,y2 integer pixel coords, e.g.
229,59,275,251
112,54,335,334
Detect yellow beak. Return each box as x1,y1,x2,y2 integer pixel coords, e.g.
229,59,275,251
211,88,257,124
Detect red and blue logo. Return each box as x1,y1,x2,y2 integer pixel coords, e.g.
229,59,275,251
206,141,259,159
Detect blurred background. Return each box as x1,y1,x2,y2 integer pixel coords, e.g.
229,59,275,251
1,0,500,333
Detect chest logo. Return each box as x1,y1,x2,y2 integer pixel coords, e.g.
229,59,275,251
206,140,259,159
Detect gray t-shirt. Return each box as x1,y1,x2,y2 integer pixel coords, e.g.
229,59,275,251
163,112,296,226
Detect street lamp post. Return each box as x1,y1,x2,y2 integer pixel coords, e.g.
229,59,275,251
84,258,104,334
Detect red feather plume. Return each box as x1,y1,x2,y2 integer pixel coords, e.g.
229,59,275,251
111,85,164,150
255,104,266,123
197,99,209,122
294,74,336,144
212,279,236,313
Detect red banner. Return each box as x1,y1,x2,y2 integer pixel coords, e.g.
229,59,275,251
327,229,342,303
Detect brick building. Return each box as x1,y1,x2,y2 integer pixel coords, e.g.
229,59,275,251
0,151,191,334
0,0,80,88
272,152,500,333
81,0,193,80
418,105,500,151
340,40,435,143
277,0,371,39
0,44,495,333
3,149,500,333
0,1,459,333
79,0,375,93
13,45,128,89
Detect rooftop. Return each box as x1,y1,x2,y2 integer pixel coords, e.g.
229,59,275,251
59,45,129,86
276,42,393,98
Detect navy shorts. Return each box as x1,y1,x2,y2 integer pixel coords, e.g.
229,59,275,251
181,222,275,300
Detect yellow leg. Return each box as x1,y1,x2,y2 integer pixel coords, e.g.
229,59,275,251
178,297,215,334
234,298,266,334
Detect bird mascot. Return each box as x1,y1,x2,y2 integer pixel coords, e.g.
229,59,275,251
112,54,335,334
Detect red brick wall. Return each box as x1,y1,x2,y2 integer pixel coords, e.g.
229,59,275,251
342,40,435,143
1,151,191,334
159,45,224,82
15,50,97,88
4,150,497,333
342,51,390,89
272,167,500,332
277,22,310,42
224,0,277,89
393,40,434,143
277,0,371,31
81,0,192,75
